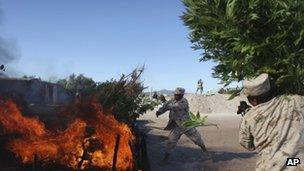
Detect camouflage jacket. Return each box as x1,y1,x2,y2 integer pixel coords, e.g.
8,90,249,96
239,95,304,171
157,98,190,130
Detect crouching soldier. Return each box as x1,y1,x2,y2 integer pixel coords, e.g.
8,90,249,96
239,73,304,171
156,87,209,161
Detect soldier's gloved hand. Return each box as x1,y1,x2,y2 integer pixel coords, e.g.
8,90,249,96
156,111,161,117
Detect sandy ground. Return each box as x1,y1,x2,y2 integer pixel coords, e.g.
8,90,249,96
137,111,257,171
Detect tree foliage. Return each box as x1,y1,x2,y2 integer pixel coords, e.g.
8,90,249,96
57,74,96,94
95,68,149,122
182,0,304,95
57,68,158,124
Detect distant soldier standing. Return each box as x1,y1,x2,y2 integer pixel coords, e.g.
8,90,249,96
239,73,304,171
196,79,203,94
156,87,209,161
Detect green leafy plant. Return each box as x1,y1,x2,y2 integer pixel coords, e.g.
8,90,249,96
182,112,208,129
58,67,159,124
95,68,147,123
134,94,161,119
182,0,304,96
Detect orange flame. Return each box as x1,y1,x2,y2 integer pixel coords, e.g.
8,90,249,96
0,98,134,170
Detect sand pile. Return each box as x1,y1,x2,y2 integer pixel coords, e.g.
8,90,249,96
185,94,246,114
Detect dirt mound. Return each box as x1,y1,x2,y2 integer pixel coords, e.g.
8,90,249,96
185,94,246,114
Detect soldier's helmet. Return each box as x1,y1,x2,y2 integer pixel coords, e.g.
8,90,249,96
241,73,270,97
174,87,185,95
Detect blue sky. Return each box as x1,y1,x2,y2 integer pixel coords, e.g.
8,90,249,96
0,0,225,93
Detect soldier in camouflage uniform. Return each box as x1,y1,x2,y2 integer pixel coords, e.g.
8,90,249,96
239,73,304,171
196,79,204,94
156,87,209,161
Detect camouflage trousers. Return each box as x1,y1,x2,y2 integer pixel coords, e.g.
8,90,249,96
166,127,205,154
196,87,203,94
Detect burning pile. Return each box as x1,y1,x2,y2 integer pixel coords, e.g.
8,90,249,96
0,97,134,170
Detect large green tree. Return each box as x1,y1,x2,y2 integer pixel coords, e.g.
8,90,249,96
182,0,304,95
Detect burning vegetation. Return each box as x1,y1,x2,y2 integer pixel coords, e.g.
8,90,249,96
0,96,134,170
0,68,155,170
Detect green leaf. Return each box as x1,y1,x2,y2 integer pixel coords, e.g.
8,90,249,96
241,45,251,53
249,13,259,20
294,29,304,45
182,112,208,129
226,0,238,18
